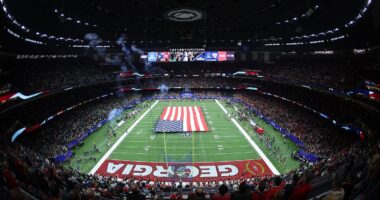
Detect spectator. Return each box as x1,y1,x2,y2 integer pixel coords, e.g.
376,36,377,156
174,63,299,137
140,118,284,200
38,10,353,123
231,182,251,200
188,187,206,200
1,161,18,190
127,183,146,200
252,181,267,200
265,176,284,200
211,184,230,200
325,176,345,200
284,174,299,200
342,176,353,200
288,174,312,200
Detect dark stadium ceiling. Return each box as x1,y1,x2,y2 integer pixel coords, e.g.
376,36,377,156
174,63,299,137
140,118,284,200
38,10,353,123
0,0,378,52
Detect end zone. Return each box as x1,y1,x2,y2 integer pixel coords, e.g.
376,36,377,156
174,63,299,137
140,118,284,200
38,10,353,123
94,159,272,182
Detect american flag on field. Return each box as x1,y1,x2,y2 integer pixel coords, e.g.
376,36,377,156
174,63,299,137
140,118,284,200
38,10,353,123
155,106,209,132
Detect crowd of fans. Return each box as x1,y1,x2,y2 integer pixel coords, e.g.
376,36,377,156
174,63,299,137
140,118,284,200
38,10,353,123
260,57,380,90
1,57,379,95
257,81,380,138
15,94,142,159
0,89,379,199
0,59,117,93
235,92,361,159
1,56,380,199
141,78,242,89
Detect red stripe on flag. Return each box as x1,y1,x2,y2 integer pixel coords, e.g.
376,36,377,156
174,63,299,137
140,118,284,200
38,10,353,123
197,107,209,131
188,106,196,131
192,107,201,131
170,107,176,120
186,107,192,132
194,106,205,131
173,107,179,120
169,107,174,120
164,107,172,120
160,107,168,120
183,106,188,131
177,106,182,120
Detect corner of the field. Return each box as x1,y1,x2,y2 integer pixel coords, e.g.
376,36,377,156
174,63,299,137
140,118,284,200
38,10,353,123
214,99,280,175
88,99,159,175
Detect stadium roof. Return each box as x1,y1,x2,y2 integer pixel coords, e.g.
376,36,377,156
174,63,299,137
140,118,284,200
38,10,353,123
0,0,378,52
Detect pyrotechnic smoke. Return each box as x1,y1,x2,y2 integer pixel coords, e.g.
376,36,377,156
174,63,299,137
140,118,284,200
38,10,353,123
158,83,169,95
108,108,122,121
84,33,106,57
107,108,123,127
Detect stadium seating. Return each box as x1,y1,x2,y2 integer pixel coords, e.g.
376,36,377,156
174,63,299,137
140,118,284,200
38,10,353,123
1,86,379,199
1,0,379,198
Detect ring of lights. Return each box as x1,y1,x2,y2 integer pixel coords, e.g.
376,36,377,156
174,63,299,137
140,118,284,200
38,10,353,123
164,8,205,22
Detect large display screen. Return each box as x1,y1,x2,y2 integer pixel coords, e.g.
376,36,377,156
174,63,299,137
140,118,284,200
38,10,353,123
142,50,234,62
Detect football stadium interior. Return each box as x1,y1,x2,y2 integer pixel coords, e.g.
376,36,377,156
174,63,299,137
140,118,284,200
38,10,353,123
1,0,380,199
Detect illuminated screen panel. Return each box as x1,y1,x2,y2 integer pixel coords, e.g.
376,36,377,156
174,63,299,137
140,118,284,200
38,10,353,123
148,52,158,62
218,51,227,61
227,51,235,61
141,51,234,62
158,52,169,62
204,51,218,61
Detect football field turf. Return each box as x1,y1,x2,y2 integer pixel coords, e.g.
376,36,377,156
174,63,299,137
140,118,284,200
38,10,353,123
110,101,260,162
66,99,300,178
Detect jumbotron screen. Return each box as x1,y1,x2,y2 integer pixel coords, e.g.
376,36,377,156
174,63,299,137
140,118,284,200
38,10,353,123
142,50,235,62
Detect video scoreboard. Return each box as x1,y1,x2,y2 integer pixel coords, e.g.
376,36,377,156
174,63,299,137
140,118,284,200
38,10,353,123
141,48,235,62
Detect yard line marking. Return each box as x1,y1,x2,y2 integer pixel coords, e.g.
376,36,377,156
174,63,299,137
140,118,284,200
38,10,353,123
88,100,160,175
215,99,280,175
120,136,245,144
115,145,252,149
112,152,255,156
163,132,169,168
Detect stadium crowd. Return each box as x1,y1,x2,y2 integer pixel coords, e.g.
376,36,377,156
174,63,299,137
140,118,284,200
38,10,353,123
257,81,380,138
234,92,361,158
261,57,379,90
0,59,117,93
0,89,379,199
0,55,379,199
1,57,379,95
2,130,379,200
20,94,142,159
141,78,242,89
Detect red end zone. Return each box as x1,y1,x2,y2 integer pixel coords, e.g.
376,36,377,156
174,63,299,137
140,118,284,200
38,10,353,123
95,159,273,182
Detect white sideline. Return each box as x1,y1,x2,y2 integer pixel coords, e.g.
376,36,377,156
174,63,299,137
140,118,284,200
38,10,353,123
89,100,160,175
215,99,280,175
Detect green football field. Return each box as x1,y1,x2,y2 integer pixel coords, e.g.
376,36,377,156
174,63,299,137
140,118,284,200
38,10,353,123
65,99,300,174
